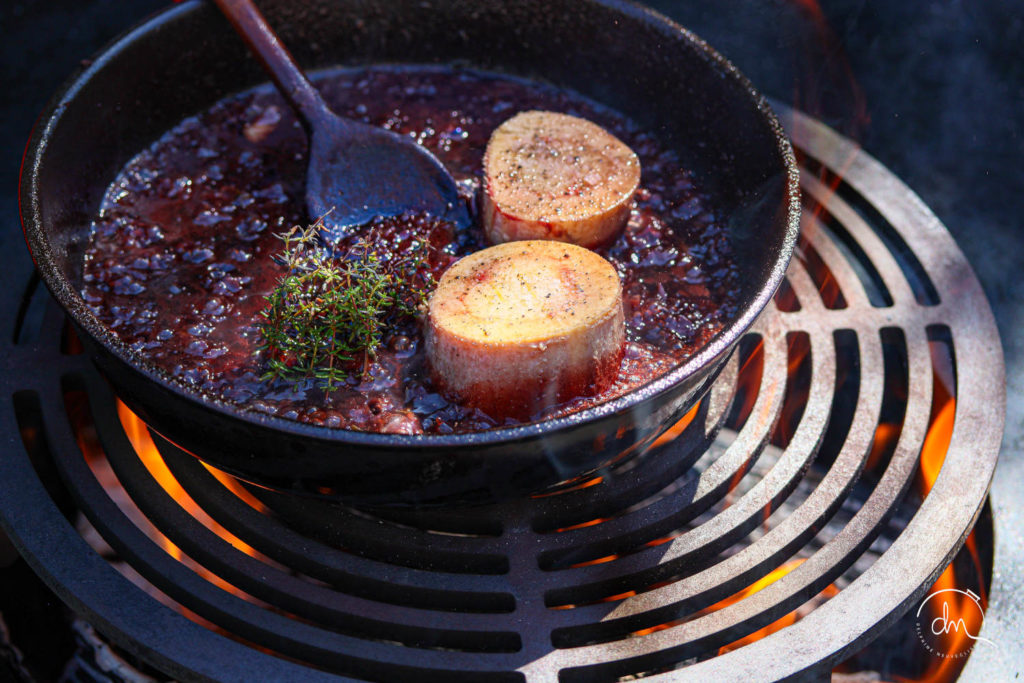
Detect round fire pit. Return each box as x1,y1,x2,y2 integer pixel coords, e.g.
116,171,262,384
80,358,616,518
0,103,1003,681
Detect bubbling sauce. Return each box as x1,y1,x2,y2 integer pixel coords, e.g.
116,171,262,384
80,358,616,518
83,67,741,434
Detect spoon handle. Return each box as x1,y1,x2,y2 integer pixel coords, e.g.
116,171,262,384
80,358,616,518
212,0,333,130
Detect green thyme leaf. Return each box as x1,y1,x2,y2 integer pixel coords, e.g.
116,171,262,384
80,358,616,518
255,217,434,393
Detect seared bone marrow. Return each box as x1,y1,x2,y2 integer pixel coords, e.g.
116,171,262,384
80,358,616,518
482,110,641,248
426,240,625,419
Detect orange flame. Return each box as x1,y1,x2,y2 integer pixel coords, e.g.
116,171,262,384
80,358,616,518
625,560,839,643
917,397,954,500
901,566,981,683
116,401,264,568
866,421,900,471
783,0,869,246
797,238,847,310
897,341,984,682
650,400,701,450
64,392,279,630
538,395,704,505
202,462,269,514
711,560,839,653
722,340,766,506
557,517,609,533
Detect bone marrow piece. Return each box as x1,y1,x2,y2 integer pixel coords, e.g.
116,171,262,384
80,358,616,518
482,110,641,248
426,240,625,419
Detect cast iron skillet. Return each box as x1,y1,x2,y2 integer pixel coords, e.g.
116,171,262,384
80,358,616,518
21,0,800,506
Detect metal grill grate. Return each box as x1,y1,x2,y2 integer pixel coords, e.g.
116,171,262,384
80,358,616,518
0,108,1003,682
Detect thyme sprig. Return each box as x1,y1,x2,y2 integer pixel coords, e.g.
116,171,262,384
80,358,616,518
256,219,433,393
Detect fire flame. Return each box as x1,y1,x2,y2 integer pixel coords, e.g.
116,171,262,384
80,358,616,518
731,339,765,432
866,421,900,471
770,332,812,450
711,560,839,653
625,559,839,643
63,389,279,629
117,401,263,565
895,340,985,683
68,399,274,623
787,0,869,141
722,339,765,505
649,401,701,450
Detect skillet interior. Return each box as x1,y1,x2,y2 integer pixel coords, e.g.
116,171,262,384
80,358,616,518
22,0,798,505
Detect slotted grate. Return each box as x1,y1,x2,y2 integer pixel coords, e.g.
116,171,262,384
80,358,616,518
0,107,1003,682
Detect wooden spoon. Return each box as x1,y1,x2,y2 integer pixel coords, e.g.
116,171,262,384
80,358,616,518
213,0,472,240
